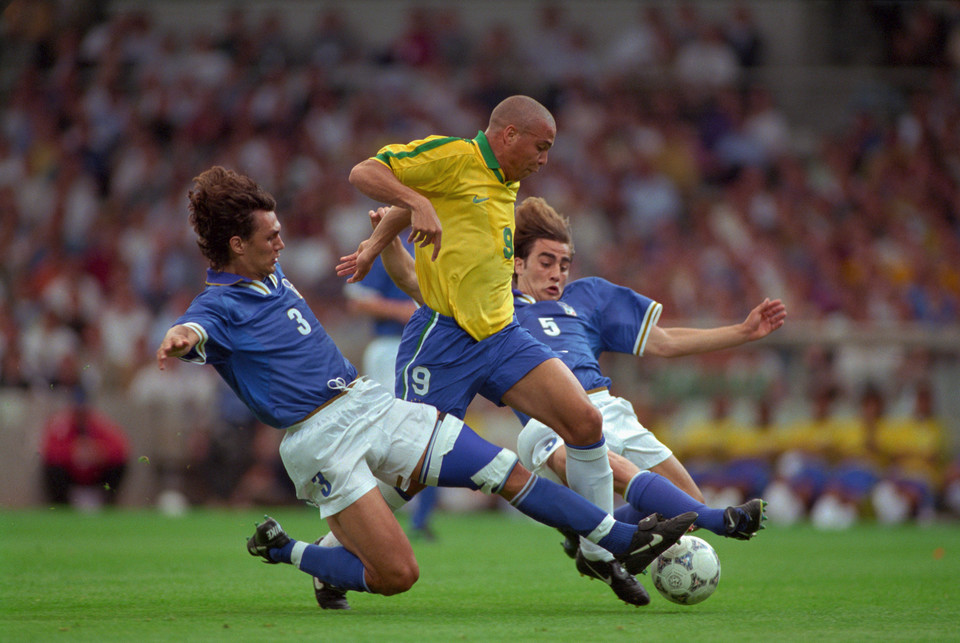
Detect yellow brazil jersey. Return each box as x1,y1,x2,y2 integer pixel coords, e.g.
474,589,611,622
373,131,519,341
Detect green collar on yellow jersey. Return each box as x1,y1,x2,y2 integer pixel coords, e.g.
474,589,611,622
474,130,506,183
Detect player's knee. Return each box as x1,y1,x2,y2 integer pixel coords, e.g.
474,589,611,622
516,422,566,485
558,402,603,446
376,559,420,596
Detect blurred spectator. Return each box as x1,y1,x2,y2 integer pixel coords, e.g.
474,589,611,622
764,381,842,525
943,456,960,518
871,380,943,524
674,22,741,89
40,387,129,508
20,309,81,386
716,396,778,504
387,6,440,68
671,392,738,506
0,343,32,390
226,422,296,507
809,384,885,529
97,273,151,388
183,381,293,507
723,2,764,67
303,8,361,68
620,150,684,240
128,343,217,503
605,5,672,73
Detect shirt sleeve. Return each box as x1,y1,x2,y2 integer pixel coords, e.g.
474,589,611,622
376,138,471,194
173,295,229,366
575,278,662,357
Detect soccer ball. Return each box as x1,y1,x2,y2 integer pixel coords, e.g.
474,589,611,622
651,535,721,605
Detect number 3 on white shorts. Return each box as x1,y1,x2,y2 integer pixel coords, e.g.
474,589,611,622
410,366,431,395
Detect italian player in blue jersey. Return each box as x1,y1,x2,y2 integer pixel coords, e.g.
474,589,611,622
509,196,784,557
156,166,696,609
343,96,626,595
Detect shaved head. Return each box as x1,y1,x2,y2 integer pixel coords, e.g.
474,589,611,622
484,95,556,181
487,95,555,133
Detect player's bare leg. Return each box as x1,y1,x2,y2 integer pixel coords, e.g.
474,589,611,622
325,488,419,595
246,489,420,599
502,358,613,546
501,358,603,447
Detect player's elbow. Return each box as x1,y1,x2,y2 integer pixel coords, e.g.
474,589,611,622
348,159,380,190
644,332,684,358
643,341,668,358
646,344,681,358
402,281,424,306
347,163,364,188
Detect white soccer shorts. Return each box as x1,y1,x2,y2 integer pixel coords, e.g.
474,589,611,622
279,377,440,518
517,389,672,481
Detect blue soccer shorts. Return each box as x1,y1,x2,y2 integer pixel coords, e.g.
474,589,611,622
395,306,556,418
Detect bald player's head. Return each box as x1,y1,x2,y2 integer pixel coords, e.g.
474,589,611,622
484,96,556,182
487,95,556,133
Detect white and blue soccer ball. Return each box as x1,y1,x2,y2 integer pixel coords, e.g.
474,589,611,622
651,535,721,605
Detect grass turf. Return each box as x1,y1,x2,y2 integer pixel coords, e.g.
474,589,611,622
1,507,957,642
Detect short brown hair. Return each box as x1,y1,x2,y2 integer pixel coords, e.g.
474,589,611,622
187,166,277,269
514,196,573,262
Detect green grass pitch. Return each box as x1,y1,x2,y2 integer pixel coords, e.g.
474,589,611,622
1,506,957,642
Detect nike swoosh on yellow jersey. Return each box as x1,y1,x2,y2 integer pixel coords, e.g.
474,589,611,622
472,196,489,203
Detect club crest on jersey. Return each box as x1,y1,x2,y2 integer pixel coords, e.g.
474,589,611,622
559,301,577,316
282,278,304,299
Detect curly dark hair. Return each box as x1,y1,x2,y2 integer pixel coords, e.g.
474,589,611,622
187,166,277,269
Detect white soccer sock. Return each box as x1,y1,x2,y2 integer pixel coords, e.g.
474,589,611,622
290,540,309,567
565,441,615,561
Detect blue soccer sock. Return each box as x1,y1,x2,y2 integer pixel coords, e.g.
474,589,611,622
270,540,370,592
622,471,726,535
510,475,636,555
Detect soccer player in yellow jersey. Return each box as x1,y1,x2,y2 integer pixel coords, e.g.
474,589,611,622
342,95,626,596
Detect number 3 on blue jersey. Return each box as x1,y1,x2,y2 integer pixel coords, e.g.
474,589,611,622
287,308,311,335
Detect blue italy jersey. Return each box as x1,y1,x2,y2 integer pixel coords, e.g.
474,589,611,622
512,277,662,423
176,264,357,428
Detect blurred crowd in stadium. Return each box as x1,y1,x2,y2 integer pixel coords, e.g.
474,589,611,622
1,0,959,525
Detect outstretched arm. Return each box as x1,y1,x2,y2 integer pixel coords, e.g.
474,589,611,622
644,298,786,358
156,325,200,370
349,158,443,259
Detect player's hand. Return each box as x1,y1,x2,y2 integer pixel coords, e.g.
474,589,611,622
156,329,195,370
408,202,442,261
368,207,389,230
336,238,378,282
744,298,786,340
